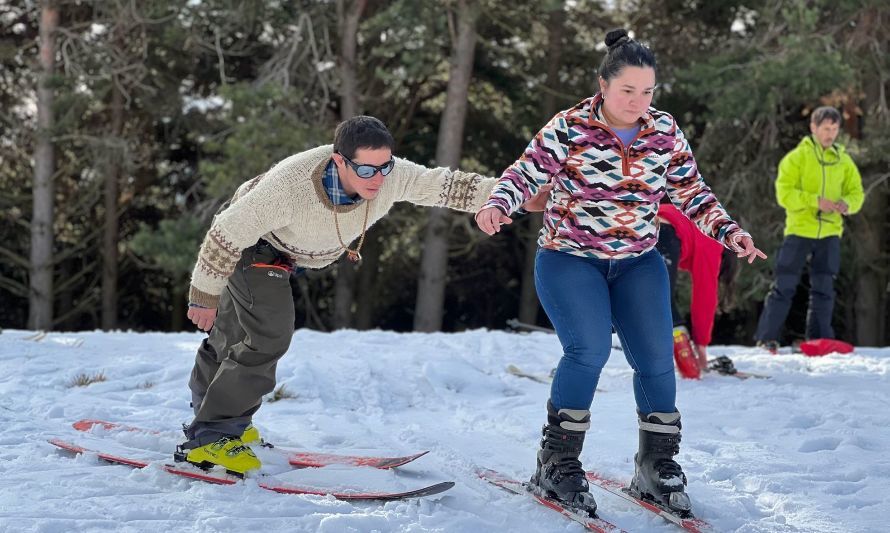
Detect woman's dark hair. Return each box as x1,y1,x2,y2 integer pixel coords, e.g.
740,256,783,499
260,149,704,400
599,28,657,81
333,115,395,159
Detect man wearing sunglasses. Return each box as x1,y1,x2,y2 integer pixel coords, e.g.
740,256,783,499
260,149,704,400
331,151,395,199
754,106,864,352
178,115,543,473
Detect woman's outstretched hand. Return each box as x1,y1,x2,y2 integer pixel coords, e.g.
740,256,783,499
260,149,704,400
476,183,554,235
735,235,767,264
475,207,513,235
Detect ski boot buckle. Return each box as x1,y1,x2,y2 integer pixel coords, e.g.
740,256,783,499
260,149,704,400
668,491,692,514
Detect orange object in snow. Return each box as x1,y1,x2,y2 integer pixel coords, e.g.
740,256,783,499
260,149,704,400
799,338,854,357
672,326,700,379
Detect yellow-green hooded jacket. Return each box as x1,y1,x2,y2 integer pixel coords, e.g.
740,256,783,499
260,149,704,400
776,136,864,238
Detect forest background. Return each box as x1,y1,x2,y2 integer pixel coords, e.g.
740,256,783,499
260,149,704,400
2,0,888,347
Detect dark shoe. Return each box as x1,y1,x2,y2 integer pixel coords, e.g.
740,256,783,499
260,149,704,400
529,401,597,516
628,411,692,516
756,340,779,355
707,355,737,375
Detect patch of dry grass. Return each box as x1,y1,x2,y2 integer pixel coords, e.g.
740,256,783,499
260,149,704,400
268,384,297,403
68,372,107,388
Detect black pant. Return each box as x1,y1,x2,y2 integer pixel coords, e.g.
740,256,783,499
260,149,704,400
755,235,841,342
656,224,684,328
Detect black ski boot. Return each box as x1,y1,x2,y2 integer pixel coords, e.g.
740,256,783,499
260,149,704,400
528,401,597,516
628,411,692,517
708,355,737,375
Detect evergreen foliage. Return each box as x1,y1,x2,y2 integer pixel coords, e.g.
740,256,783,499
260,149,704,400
0,0,887,344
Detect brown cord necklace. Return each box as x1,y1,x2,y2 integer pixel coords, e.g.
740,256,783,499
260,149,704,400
333,201,370,262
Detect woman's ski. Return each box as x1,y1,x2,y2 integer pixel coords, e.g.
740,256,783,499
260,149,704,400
585,471,715,533
478,468,626,533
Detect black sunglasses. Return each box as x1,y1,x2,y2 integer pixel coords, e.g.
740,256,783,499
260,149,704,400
339,153,395,179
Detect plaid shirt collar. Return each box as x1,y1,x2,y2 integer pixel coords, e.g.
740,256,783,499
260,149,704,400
322,159,359,206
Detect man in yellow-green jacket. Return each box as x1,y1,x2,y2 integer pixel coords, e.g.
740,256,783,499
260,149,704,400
755,106,864,349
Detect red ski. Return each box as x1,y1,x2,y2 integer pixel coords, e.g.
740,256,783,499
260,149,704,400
477,468,626,533
72,419,427,469
585,471,715,533
49,438,453,501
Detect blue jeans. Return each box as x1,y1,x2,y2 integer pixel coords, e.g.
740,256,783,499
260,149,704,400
535,248,676,416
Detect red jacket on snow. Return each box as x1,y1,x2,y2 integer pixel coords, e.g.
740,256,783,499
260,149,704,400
658,203,725,347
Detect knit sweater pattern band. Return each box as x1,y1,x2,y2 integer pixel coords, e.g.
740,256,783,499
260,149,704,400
483,94,749,259
189,145,496,307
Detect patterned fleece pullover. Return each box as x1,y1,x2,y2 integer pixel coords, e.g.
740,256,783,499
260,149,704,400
483,94,749,259
189,145,496,308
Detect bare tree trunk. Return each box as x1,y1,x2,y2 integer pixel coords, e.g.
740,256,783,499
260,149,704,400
56,257,73,329
354,228,381,330
101,84,123,330
333,263,357,328
332,0,367,330
850,20,890,346
170,280,186,331
853,183,888,345
338,0,364,119
848,196,885,347
413,0,478,332
29,2,58,331
518,6,564,325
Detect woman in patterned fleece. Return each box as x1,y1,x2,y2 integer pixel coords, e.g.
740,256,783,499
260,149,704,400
476,29,766,517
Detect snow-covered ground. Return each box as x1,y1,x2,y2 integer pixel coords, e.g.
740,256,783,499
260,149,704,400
0,328,887,533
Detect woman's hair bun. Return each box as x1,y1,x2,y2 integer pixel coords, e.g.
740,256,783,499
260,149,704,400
605,28,630,50
599,28,656,80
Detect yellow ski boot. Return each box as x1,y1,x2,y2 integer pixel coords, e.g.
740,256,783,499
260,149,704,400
182,436,260,475
240,424,261,445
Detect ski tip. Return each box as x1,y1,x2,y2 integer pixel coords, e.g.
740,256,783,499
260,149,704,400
48,438,86,453
426,481,456,493
261,479,456,500
374,450,430,469
475,467,503,479
388,480,455,500
407,450,431,461
475,467,525,491
72,419,114,432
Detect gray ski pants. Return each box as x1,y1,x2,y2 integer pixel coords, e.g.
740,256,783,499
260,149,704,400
185,241,295,445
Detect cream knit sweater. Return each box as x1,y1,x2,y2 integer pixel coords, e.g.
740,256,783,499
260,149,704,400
189,145,497,307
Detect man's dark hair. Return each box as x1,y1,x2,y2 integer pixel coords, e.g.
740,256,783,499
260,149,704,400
333,115,395,159
599,28,657,81
810,106,842,126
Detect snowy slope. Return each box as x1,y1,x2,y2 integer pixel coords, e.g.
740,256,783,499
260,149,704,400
0,328,887,533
